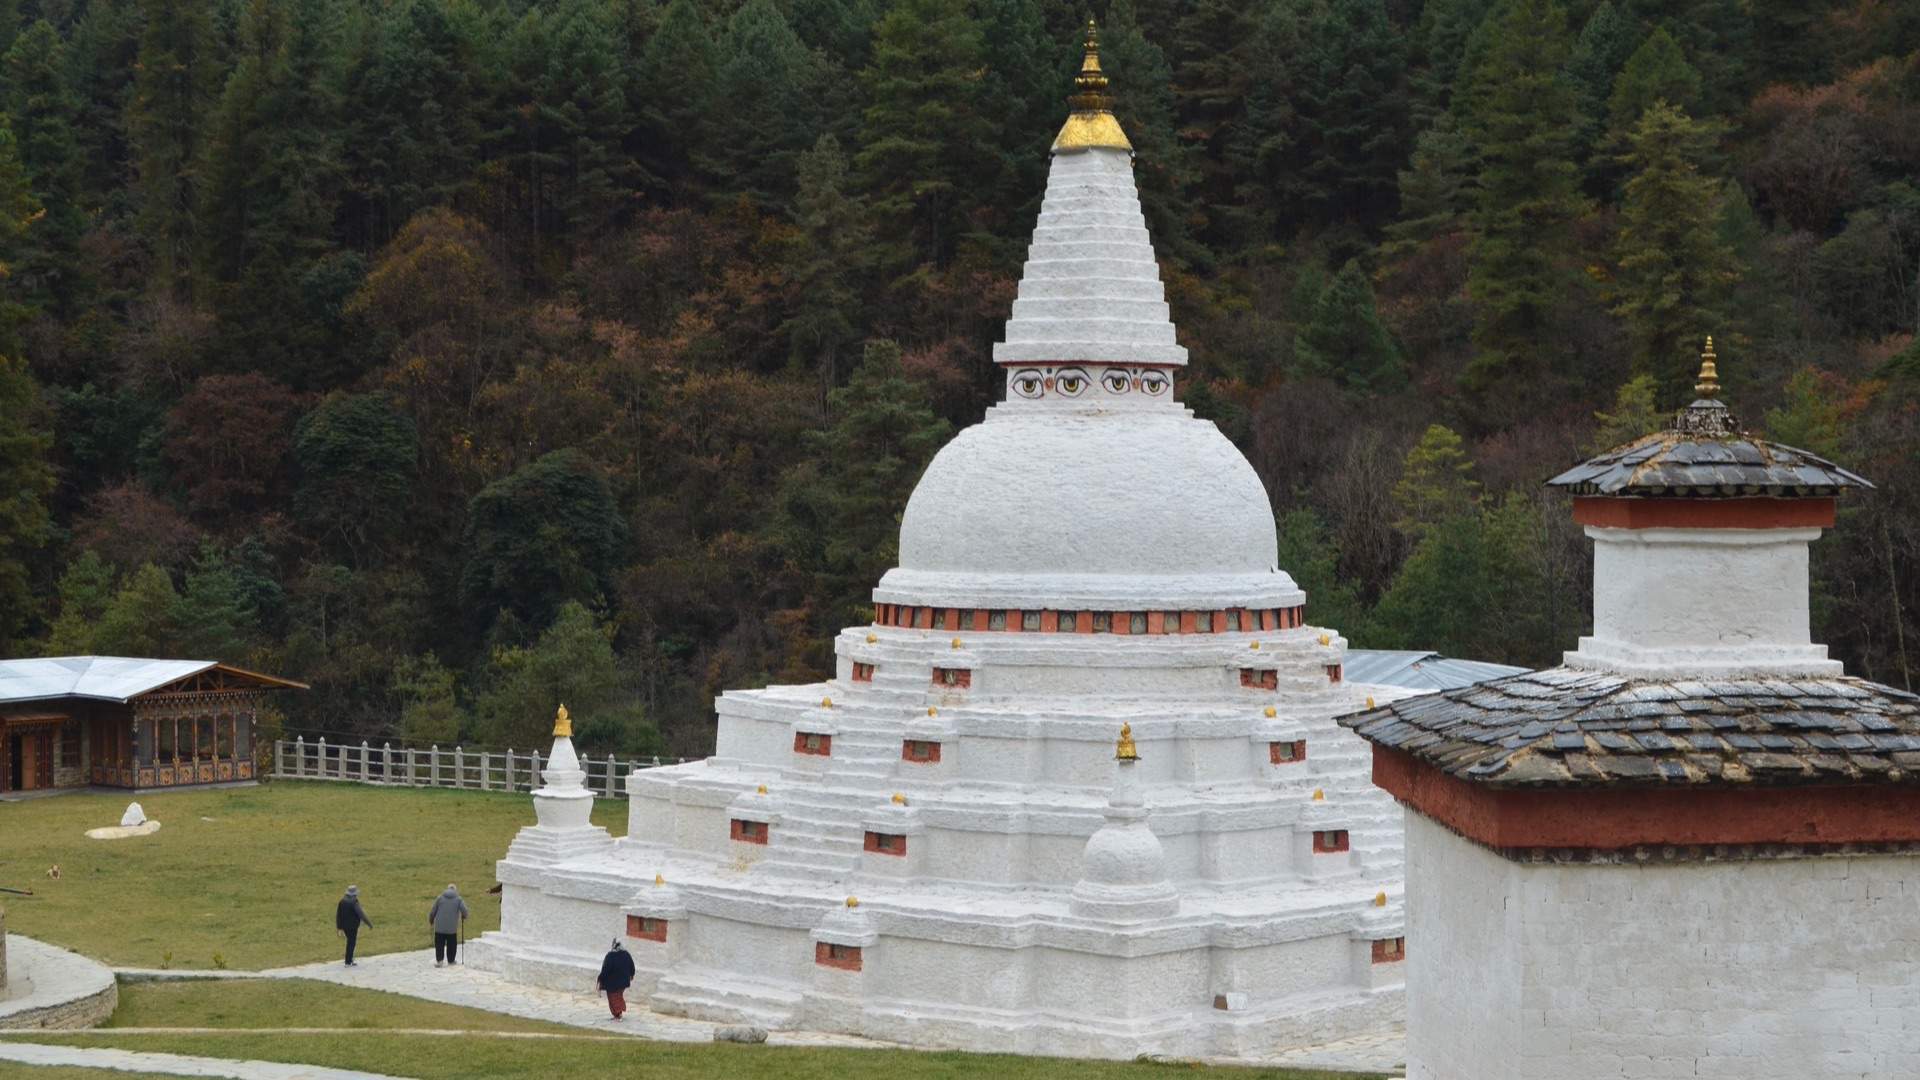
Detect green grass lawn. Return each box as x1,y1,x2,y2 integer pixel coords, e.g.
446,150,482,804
3,981,1386,1080
14,1033,1383,1080
0,781,621,970
102,977,578,1033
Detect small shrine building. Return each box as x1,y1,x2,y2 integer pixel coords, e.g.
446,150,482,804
1341,342,1920,1080
0,656,304,795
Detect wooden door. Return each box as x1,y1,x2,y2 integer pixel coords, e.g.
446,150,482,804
19,731,38,790
33,730,53,788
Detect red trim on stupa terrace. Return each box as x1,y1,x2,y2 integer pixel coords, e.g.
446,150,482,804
1571,496,1835,530
1372,746,1920,852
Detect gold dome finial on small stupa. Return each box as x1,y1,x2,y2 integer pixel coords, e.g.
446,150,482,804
1052,19,1132,154
1374,891,1387,907
655,873,665,887
1116,722,1139,761
552,704,572,738
1695,335,1721,398
846,895,860,909
891,792,908,806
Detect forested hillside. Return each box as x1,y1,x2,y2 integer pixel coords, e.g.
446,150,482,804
0,0,1916,755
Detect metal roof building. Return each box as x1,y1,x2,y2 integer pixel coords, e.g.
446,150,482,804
1343,649,1528,693
1,656,303,795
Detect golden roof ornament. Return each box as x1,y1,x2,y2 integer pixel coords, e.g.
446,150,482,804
1052,19,1133,154
891,792,908,806
1695,335,1721,399
846,896,860,908
654,873,665,887
1116,722,1139,761
551,704,572,739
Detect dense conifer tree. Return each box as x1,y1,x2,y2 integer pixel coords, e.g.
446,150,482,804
781,135,869,409
128,0,218,298
1294,259,1405,393
855,0,992,272
1457,0,1586,396
1608,101,1737,395
5,21,88,317
0,353,53,651
703,0,828,209
1565,1,1636,168
1288,0,1411,231
636,0,717,196
1605,26,1702,135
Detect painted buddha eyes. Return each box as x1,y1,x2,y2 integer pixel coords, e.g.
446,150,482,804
1010,367,1170,398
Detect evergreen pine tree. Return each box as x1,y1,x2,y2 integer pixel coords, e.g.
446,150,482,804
0,116,43,355
1381,113,1475,254
1565,1,1637,168
0,353,53,651
1607,101,1738,394
1410,0,1496,127
1289,0,1411,231
128,0,218,298
1606,26,1702,134
172,542,262,660
854,0,992,273
1458,0,1587,394
975,0,1063,239
635,0,717,196
781,135,869,410
5,20,89,318
1294,259,1406,393
46,549,118,655
1392,422,1479,539
1274,508,1366,637
702,0,828,209
64,0,143,221
94,562,181,657
1587,373,1665,452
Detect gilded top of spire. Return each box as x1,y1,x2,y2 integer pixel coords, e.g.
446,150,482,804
1052,19,1132,154
552,703,572,739
1694,335,1720,399
1116,722,1139,761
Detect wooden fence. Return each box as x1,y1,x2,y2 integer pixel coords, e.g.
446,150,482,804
270,737,681,798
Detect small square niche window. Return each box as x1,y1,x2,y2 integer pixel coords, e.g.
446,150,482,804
1091,611,1111,633
1059,611,1078,633
1023,611,1042,631
988,610,1007,631
1223,610,1241,631
1130,613,1148,634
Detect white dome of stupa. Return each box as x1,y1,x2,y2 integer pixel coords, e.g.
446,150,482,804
874,74,1296,614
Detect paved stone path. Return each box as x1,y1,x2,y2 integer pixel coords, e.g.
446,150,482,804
260,951,881,1048
0,1040,408,1079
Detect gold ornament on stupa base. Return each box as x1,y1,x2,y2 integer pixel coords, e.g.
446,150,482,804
1116,722,1139,761
551,704,572,739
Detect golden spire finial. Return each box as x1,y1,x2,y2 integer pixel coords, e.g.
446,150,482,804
551,704,572,739
654,873,665,887
891,792,907,806
846,896,860,909
1116,722,1139,761
1695,335,1721,398
1053,18,1132,154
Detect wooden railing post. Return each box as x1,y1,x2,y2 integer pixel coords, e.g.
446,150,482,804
454,745,464,789
294,736,304,778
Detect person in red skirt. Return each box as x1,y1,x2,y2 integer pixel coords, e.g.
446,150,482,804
597,939,635,1019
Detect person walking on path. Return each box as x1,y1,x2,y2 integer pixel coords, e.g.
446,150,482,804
428,884,468,967
335,886,372,966
597,939,636,1019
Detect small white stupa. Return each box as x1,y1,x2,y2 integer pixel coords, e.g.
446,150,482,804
1343,342,1919,1080
471,22,1407,1059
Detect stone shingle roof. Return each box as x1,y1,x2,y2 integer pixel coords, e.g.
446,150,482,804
1545,422,1871,498
1338,667,1920,789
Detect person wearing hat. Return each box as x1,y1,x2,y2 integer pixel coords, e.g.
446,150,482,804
428,884,469,967
335,886,373,966
597,939,636,1019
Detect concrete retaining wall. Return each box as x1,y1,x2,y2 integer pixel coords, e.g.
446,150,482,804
0,935,117,1030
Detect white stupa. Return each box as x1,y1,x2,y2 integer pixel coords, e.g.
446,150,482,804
470,22,1407,1058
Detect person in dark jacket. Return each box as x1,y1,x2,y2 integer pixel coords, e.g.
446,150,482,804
428,884,469,967
335,886,372,966
597,939,636,1019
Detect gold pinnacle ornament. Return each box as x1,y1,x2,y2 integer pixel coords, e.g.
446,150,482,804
655,873,665,887
1695,335,1721,398
891,792,908,806
1264,706,1277,718
1052,19,1132,154
551,704,572,739
1374,891,1387,907
821,696,833,708
1312,788,1325,801
756,784,768,795
1116,722,1139,761
846,896,860,909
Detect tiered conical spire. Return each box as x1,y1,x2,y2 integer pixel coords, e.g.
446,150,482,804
996,20,1185,372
